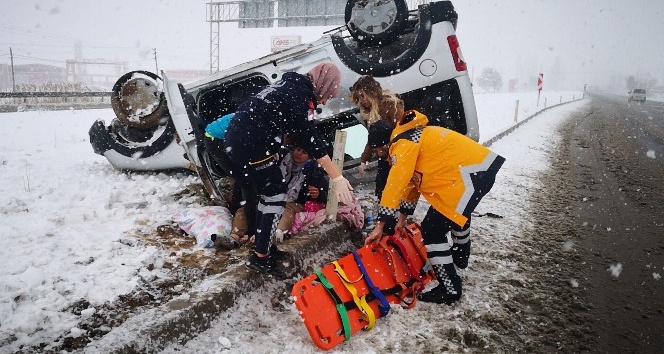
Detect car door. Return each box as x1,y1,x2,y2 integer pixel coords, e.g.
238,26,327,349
162,72,200,167
163,72,225,201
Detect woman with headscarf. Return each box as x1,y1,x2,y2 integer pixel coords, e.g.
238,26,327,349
217,62,354,278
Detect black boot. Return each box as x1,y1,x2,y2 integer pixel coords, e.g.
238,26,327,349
451,240,471,269
269,244,290,261
418,264,462,305
246,253,287,279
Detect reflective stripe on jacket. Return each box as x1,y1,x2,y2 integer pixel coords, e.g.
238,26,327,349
378,110,503,227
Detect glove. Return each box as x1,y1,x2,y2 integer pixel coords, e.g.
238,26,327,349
358,162,367,177
273,229,285,244
332,175,354,205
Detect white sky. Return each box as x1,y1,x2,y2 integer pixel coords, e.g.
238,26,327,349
1,0,663,90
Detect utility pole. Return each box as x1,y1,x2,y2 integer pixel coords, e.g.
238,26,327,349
153,48,159,74
10,47,16,92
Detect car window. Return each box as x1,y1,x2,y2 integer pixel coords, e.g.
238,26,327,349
198,75,270,125
342,124,368,159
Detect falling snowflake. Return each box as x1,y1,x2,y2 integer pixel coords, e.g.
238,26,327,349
218,336,232,349
608,263,623,278
653,273,661,281
569,279,579,288
646,150,656,159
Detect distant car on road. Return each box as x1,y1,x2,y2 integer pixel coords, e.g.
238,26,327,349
628,88,646,103
89,0,479,201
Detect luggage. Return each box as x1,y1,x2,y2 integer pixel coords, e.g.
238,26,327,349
292,223,433,350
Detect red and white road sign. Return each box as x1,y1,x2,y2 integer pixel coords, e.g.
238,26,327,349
537,73,544,91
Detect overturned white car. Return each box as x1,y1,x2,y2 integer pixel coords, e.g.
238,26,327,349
89,0,479,200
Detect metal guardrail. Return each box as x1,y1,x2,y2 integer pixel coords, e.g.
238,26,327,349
0,92,113,112
0,92,111,98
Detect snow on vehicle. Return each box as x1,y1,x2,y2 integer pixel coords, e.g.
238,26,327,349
89,0,479,201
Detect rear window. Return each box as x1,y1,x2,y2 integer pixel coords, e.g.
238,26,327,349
633,89,645,94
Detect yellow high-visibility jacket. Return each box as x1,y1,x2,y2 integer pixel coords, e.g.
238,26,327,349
378,110,503,227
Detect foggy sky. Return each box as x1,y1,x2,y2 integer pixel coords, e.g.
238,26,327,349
1,0,662,90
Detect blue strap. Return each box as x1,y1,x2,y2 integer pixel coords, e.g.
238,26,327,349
352,251,391,317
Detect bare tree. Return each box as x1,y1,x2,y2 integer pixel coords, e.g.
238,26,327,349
477,67,503,93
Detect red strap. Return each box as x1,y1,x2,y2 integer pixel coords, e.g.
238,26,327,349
403,224,429,263
388,236,421,282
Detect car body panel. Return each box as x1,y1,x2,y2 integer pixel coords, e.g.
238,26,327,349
90,1,479,190
102,140,192,171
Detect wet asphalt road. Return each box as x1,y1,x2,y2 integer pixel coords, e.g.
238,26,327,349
558,93,664,353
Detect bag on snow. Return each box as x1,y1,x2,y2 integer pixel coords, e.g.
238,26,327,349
172,206,235,249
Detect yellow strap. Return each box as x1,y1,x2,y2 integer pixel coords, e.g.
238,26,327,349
248,153,277,165
332,261,376,330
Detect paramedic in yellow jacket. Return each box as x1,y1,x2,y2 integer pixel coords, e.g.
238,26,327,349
365,109,505,305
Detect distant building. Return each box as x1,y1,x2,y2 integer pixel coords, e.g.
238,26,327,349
0,64,66,92
0,63,210,92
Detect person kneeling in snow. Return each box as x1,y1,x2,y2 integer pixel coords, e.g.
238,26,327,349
364,106,505,305
219,62,354,278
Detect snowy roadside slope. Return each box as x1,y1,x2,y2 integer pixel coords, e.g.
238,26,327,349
0,109,199,349
0,91,582,352
158,99,592,353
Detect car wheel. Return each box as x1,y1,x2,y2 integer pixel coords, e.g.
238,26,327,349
345,0,409,47
111,71,169,129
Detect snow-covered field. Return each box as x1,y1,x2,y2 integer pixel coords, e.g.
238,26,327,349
0,90,583,352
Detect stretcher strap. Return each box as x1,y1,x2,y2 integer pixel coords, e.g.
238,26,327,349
314,270,352,341
371,242,413,308
340,280,417,309
374,241,399,283
352,251,391,317
388,236,422,281
332,261,376,330
404,224,429,262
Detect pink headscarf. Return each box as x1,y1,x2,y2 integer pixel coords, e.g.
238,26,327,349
307,63,341,102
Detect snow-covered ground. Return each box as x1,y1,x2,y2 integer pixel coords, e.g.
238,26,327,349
0,90,583,352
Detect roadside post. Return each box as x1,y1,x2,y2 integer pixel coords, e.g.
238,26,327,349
583,84,587,98
537,73,544,107
514,100,519,123
326,130,347,218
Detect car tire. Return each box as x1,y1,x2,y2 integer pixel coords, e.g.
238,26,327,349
345,0,409,47
89,117,176,159
110,71,169,130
